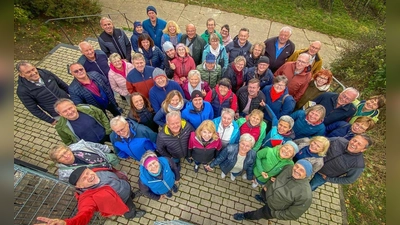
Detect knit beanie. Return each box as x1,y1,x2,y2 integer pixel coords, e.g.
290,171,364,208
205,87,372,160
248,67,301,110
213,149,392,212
175,43,186,52
258,56,270,64
205,53,216,63
285,140,299,155
68,166,87,186
296,159,313,178
147,6,157,14
191,90,203,100
133,21,142,29
163,41,174,52
152,67,167,80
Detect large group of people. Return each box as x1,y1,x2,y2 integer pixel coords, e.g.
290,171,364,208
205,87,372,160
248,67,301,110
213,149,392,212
18,5,386,225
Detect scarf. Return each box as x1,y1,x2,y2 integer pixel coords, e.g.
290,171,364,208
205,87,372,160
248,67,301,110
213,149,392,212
270,86,284,102
148,165,162,177
188,82,202,97
314,80,330,92
168,101,184,111
231,63,244,89
110,60,127,78
210,44,220,57
141,47,154,62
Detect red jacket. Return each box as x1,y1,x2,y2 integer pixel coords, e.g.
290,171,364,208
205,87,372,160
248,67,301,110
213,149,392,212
172,53,196,85
204,85,238,114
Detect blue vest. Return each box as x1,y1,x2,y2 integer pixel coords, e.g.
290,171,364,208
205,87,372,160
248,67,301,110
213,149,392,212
139,157,176,195
210,90,233,117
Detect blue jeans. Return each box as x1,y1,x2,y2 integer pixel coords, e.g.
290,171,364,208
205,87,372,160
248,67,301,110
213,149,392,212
310,173,327,191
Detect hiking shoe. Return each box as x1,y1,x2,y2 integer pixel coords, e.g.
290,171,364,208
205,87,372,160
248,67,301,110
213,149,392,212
254,194,265,204
252,182,258,188
194,164,199,173
230,173,236,181
134,210,146,218
233,213,245,220
172,184,179,193
221,172,226,179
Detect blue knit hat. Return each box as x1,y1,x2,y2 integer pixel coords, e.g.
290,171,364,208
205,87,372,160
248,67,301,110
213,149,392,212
296,159,313,178
284,140,299,155
205,53,216,63
147,6,157,14
133,21,142,29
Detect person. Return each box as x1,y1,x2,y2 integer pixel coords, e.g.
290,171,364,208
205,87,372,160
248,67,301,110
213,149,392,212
349,94,386,123
128,92,158,132
236,78,266,117
188,120,222,173
202,33,229,72
16,60,69,125
110,116,157,161
205,133,256,182
312,87,359,125
290,104,326,139
225,28,252,63
196,53,222,88
220,24,232,47
48,140,116,182
212,108,240,148
295,69,333,110
264,26,295,73
161,20,182,47
139,151,180,201
35,167,146,224
310,134,373,191
98,17,132,62
156,111,195,170
181,69,211,100
204,78,238,118
130,21,148,53
77,41,110,78
54,98,112,145
222,55,247,93
154,90,187,127
245,42,266,68
171,43,196,85
68,63,121,117
252,141,299,188
137,33,165,69
179,24,206,66
244,56,274,90
149,67,184,112
126,53,155,98
162,41,176,79
233,160,313,221
108,53,134,105
274,53,313,102
287,41,323,75
325,116,375,140
200,18,223,44
142,5,167,49
236,109,267,151
181,90,214,129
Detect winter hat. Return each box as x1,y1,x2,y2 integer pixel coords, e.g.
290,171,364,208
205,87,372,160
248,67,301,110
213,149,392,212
175,43,186,52
284,140,299,155
258,56,270,64
68,166,87,186
296,159,313,178
133,21,142,29
152,67,167,80
140,150,158,166
147,6,157,14
218,78,232,89
205,53,216,63
191,90,203,100
162,41,174,52
144,156,159,169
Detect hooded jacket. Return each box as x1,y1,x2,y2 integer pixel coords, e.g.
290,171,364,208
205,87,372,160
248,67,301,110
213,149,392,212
290,110,325,139
138,46,165,69
181,101,214,129
202,44,229,70
171,52,196,85
142,17,167,49
204,85,238,117
188,132,222,164
130,25,148,53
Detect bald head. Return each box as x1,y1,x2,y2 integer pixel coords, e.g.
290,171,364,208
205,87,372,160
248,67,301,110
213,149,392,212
186,24,196,39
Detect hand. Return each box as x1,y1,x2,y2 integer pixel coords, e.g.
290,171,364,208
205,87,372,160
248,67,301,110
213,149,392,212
51,120,58,126
263,186,267,191
34,217,66,225
159,194,167,200
201,89,207,96
234,112,240,120
175,180,180,185
169,61,176,70
261,172,269,179
270,177,276,182
204,165,213,171
259,99,266,107
180,77,187,81
319,172,327,180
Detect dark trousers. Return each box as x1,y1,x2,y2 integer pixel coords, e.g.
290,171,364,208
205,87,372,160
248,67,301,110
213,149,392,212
244,188,274,220
103,102,121,117
123,192,137,218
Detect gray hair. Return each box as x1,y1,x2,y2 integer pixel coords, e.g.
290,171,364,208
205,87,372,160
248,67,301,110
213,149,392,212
187,70,201,80
239,133,256,148
49,143,70,162
273,75,288,85
357,134,373,148
53,98,75,113
221,108,235,119
279,115,294,129
139,150,158,166
342,87,360,99
298,53,312,63
110,116,128,128
15,60,32,73
78,41,93,52
280,26,293,35
166,111,181,121
100,17,112,25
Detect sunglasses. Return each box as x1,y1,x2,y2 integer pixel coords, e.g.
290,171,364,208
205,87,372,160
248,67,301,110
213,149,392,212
72,68,84,74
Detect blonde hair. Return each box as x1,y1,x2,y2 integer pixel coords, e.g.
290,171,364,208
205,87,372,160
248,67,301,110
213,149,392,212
305,104,326,120
49,144,70,162
109,53,121,63
309,136,330,156
163,20,181,35
353,116,375,131
234,55,246,65
195,120,219,141
161,90,184,113
248,109,264,123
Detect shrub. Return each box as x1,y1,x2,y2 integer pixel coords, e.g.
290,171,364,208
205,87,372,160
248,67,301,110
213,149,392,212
14,5,31,25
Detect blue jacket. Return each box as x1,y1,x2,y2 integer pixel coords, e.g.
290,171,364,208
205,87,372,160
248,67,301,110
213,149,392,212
153,100,187,127
181,101,214,129
78,50,110,77
142,18,167,49
290,110,325,139
209,144,256,180
325,121,354,140
139,157,176,196
149,80,184,113
212,117,240,144
261,85,295,122
202,44,229,70
138,46,165,69
131,29,148,53
244,67,274,90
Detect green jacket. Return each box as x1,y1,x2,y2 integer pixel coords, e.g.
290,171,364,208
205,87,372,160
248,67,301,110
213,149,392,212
196,62,222,89
349,99,380,123
55,104,111,145
236,117,267,151
253,146,293,183
264,165,312,220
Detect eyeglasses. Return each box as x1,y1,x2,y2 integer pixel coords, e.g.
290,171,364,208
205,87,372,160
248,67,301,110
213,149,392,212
297,60,308,64
310,45,320,50
317,76,328,81
72,68,84,74
115,123,129,134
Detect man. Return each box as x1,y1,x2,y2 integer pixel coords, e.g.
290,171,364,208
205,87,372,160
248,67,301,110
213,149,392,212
233,159,313,221
226,28,252,63
98,17,132,62
196,53,222,88
179,24,206,66
244,56,274,89
54,98,111,145
156,111,195,170
126,53,155,98
287,41,323,75
310,134,373,191
200,18,223,44
181,90,214,129
77,41,110,78
35,167,146,225
16,60,69,125
142,5,167,49
162,41,176,79
274,53,313,102
110,116,157,161
236,78,266,117
264,26,295,73
312,87,358,125
149,68,184,112
68,63,121,117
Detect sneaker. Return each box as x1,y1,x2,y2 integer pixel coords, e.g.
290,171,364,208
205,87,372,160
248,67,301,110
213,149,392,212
165,191,173,198
172,184,179,193
254,194,265,204
221,172,226,179
194,164,199,173
233,213,245,220
230,173,236,181
252,182,258,188
242,173,247,179
134,210,146,218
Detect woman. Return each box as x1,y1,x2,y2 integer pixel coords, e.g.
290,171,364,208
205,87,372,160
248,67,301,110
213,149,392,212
202,33,229,72
172,43,196,85
236,109,267,151
130,21,148,53
252,141,299,188
294,136,330,177
295,69,333,110
139,151,180,201
349,94,386,123
326,116,375,140
222,56,247,93
220,24,232,47
245,42,266,68
188,120,222,173
153,90,186,127
138,33,165,69
290,104,326,139
205,133,256,182
212,108,240,149
161,20,182,47
128,92,158,132
204,78,238,117
181,69,211,100
108,53,134,105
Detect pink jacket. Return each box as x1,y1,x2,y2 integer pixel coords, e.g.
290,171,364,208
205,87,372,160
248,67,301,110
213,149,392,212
171,54,196,85
108,62,134,96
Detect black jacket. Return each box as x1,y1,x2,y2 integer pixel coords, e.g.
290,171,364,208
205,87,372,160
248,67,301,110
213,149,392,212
264,36,295,73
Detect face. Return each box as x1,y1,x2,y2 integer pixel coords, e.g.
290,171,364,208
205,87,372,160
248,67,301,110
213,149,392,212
249,114,261,127
56,101,79,121
170,95,180,107
295,55,310,71
80,43,95,60
309,140,323,153
238,31,249,45
347,135,368,153
186,25,196,39
177,47,186,57
55,148,75,165
146,160,160,174
308,43,321,55
19,64,40,82
273,81,286,93
235,60,245,71
278,30,291,44
292,163,307,179
218,85,229,96
75,168,100,189
111,58,122,69
220,27,229,38
155,76,167,87
141,39,150,50
278,120,291,134
207,20,215,32
210,39,219,49
351,122,369,134
337,90,358,106
135,25,143,34
166,116,182,135
100,19,113,34
252,45,263,57
257,62,269,73
147,11,157,21
192,97,203,109
205,62,215,70
133,59,145,72
189,75,200,87
307,110,323,123
364,98,379,111
111,121,130,138
221,113,233,127
166,48,176,58
315,75,329,87
279,144,294,159
70,64,87,80
168,24,176,34
247,83,260,97
239,140,252,153
131,95,144,110
201,129,213,141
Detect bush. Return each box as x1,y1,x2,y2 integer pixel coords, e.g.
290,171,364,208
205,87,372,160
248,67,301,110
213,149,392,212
14,5,31,25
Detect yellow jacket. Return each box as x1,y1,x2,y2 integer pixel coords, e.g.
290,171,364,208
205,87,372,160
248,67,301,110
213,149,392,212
287,48,323,75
